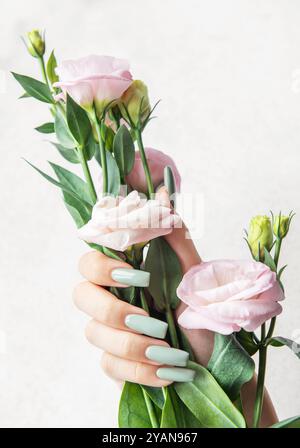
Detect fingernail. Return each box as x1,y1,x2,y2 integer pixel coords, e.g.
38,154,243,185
125,315,168,339
146,346,189,367
111,268,150,287
156,367,195,382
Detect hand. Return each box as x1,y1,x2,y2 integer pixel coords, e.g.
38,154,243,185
73,242,195,387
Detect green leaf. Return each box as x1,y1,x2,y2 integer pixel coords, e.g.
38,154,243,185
51,143,79,164
270,415,300,428
161,387,186,428
12,72,54,103
35,122,55,134
118,382,151,428
55,108,76,148
46,50,59,85
175,361,246,428
113,125,135,177
83,133,96,161
142,386,164,409
207,333,255,401
236,329,259,356
50,162,94,206
145,237,182,311
66,94,91,147
19,92,30,99
101,122,115,152
263,248,277,272
63,192,92,228
95,149,120,196
24,159,90,207
269,337,300,359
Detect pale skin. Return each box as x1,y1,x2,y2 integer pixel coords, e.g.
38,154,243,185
73,223,278,428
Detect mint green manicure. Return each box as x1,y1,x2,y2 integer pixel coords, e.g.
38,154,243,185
146,346,189,367
125,315,168,339
111,268,150,287
156,367,195,382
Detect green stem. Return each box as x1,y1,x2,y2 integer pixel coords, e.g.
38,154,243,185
77,148,97,203
252,346,267,428
140,288,149,314
38,56,50,88
274,238,282,268
142,389,159,428
135,129,154,197
266,317,276,341
94,116,108,194
166,306,179,349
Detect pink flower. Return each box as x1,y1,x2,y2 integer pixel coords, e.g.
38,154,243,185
177,260,284,335
78,190,180,251
126,148,181,193
54,55,133,115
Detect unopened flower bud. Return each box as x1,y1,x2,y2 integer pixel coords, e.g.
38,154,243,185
273,215,290,239
26,30,45,58
248,215,273,259
120,80,151,126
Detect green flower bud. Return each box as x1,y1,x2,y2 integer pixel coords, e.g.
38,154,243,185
26,30,45,58
273,215,290,239
119,80,151,126
248,215,273,259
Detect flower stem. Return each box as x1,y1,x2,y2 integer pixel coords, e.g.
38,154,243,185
274,238,282,268
94,116,108,194
77,148,97,204
135,129,154,197
252,345,267,428
166,305,180,349
142,388,159,428
38,56,50,88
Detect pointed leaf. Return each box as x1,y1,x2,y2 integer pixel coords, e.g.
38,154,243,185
24,159,90,206
207,333,255,401
66,94,91,147
263,248,277,272
12,72,54,103
236,329,259,356
145,237,182,311
95,148,120,196
35,122,55,134
46,50,59,85
175,361,246,428
55,108,76,148
160,387,186,428
63,192,92,228
51,142,79,164
113,125,135,177
49,162,94,205
269,337,300,359
270,415,300,428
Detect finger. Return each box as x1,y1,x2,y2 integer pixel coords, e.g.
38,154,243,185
79,250,150,288
85,319,172,365
73,282,168,339
73,281,147,331
101,352,172,387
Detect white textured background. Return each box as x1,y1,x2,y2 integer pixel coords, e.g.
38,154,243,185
1,0,300,428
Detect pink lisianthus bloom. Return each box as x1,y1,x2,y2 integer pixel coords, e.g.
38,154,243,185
54,55,133,115
177,259,284,335
126,148,181,194
78,190,180,251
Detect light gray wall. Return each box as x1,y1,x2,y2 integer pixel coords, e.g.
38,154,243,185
1,0,300,427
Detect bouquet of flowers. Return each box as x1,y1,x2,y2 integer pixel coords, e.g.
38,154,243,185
13,30,300,428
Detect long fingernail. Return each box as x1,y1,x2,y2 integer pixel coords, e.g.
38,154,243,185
111,268,150,287
146,346,189,367
125,315,168,339
156,367,195,382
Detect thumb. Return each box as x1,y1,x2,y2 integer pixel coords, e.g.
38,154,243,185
164,224,201,274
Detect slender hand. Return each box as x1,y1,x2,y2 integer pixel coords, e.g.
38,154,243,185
74,222,278,427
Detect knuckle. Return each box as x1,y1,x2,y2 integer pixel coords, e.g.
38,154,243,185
121,333,135,358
